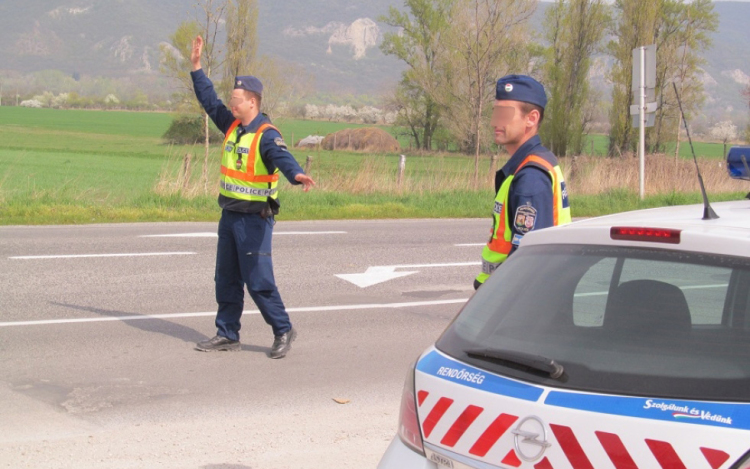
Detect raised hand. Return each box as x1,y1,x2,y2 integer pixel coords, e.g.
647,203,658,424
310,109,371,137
191,36,204,71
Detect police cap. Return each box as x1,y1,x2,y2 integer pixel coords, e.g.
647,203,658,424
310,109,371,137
234,76,263,96
495,75,547,109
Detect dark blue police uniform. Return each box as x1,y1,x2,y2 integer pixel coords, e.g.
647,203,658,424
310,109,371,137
495,135,555,255
191,69,304,342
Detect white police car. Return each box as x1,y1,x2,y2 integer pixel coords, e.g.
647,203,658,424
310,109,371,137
379,155,750,469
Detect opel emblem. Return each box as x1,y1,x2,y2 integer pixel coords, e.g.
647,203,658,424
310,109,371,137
512,416,551,462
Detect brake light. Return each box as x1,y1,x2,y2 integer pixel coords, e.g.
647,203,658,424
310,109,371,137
397,364,425,455
610,226,681,244
731,450,750,469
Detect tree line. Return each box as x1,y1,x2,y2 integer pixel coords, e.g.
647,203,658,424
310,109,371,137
379,0,719,172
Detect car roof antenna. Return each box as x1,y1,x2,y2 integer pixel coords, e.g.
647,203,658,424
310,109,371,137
672,82,719,220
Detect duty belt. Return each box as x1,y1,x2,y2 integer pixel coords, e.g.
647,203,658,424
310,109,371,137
220,181,278,197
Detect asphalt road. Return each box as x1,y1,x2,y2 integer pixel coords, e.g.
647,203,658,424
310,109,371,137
0,218,489,469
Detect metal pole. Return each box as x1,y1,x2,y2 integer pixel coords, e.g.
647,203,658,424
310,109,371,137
639,46,646,200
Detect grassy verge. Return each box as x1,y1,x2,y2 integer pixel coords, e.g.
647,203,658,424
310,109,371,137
2,188,747,225
571,190,748,217
1,107,747,226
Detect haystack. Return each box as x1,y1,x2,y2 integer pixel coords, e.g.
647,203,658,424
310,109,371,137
321,127,400,152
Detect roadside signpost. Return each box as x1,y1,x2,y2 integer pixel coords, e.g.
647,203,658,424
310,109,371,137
630,44,657,200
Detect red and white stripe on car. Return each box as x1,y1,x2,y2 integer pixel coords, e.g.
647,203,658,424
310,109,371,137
415,348,750,469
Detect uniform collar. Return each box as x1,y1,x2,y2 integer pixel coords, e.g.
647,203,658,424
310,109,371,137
239,113,270,134
499,135,543,177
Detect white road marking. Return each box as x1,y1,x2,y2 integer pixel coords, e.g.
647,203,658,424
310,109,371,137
9,252,196,260
455,243,485,247
140,233,216,238
0,298,469,328
140,231,347,238
336,262,481,288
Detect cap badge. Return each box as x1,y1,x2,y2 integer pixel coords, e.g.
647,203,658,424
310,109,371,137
505,83,514,92
236,80,242,86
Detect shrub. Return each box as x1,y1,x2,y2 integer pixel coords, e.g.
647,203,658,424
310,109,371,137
20,99,43,108
163,115,224,144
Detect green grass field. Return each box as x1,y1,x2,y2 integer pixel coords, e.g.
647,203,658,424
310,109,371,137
0,106,745,225
583,133,730,159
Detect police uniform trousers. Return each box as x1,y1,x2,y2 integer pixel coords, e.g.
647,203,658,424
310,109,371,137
214,209,291,340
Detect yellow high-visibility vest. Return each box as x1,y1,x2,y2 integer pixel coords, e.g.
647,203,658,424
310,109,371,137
476,154,571,285
219,120,280,202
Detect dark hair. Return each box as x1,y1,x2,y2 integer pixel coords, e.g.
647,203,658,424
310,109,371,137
244,90,262,109
519,102,544,126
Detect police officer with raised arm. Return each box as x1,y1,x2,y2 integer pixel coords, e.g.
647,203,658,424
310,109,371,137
190,35,314,358
475,75,571,289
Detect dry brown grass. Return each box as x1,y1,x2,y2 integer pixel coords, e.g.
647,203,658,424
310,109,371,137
321,128,401,152
309,156,481,195
562,153,746,196
154,146,745,200
155,149,221,198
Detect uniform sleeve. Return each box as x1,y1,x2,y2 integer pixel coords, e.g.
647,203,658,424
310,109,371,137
259,129,304,185
190,69,235,134
507,167,554,255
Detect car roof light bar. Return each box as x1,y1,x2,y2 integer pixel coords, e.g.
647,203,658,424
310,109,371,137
610,226,681,244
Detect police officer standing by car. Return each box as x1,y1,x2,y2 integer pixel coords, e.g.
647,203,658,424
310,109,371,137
189,35,314,358
475,75,571,289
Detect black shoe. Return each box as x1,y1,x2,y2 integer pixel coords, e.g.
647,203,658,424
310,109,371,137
195,335,240,352
269,328,297,359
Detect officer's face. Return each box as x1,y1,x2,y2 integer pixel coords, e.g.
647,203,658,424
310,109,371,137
491,100,537,147
229,90,256,119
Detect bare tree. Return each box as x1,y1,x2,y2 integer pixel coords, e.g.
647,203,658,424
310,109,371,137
607,0,716,157
254,58,313,119
220,0,258,98
159,21,203,113
380,0,451,150
542,0,609,157
653,0,716,155
195,0,228,192
220,0,311,119
710,120,738,157
435,0,536,187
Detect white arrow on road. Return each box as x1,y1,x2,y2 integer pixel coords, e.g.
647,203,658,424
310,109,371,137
336,262,480,288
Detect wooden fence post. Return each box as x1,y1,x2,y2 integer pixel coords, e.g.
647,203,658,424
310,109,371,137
182,153,192,191
305,156,313,174
398,154,406,189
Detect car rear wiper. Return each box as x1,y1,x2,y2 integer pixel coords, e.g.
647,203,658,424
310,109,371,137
465,348,565,380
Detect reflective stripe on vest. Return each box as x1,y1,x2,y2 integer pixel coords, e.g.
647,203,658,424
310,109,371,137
219,182,278,197
477,154,571,282
219,121,280,202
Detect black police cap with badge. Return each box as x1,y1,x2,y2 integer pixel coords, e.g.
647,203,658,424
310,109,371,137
234,75,263,96
491,75,547,127
495,74,547,108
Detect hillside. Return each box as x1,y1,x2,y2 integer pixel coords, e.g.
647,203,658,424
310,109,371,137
0,0,748,125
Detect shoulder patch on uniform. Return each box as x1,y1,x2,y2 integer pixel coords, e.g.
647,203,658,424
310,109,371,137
514,203,537,234
561,180,570,209
274,137,288,150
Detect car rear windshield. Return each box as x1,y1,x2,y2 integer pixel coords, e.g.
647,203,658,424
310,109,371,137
436,244,750,401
